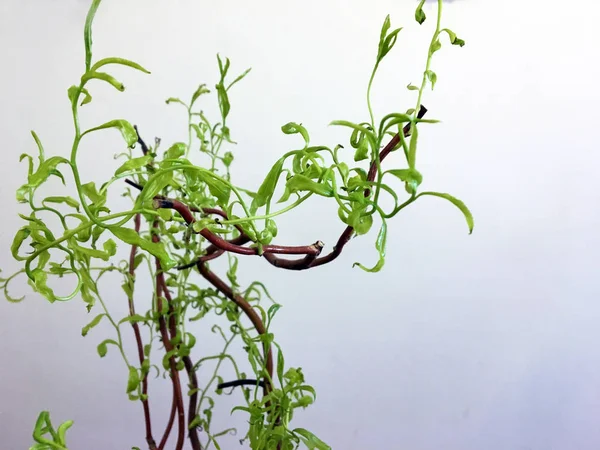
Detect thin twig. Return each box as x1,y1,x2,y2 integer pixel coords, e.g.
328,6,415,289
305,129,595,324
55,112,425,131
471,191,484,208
217,379,265,390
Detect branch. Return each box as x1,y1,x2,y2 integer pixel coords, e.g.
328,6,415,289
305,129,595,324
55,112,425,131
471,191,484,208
128,214,157,450
197,262,273,396
134,125,150,156
153,197,324,257
264,104,428,270
217,379,265,390
183,357,202,450
153,225,186,450
158,385,177,450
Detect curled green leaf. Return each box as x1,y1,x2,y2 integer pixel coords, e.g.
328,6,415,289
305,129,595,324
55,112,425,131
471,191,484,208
114,155,152,176
126,366,140,393
252,159,284,212
81,313,105,336
110,226,176,270
97,338,119,358
353,220,387,273
43,196,81,211
81,71,125,91
415,0,427,24
281,122,310,146
416,191,474,234
426,70,438,90
83,119,137,148
286,174,333,197
91,57,151,74
294,428,331,450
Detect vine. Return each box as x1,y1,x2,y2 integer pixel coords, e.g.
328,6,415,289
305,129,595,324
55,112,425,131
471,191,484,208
3,1,471,449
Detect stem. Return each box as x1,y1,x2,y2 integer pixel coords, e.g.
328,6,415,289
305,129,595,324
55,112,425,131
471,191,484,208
152,225,186,450
154,197,323,257
129,214,157,450
183,356,203,450
415,0,443,117
197,263,273,396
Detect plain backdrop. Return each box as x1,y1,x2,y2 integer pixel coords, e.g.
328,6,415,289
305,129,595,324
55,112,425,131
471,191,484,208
1,0,599,449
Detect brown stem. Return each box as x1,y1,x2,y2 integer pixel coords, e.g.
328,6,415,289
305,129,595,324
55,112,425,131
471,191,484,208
264,105,428,270
197,262,273,396
156,271,202,450
127,214,157,450
183,356,202,450
134,125,150,156
158,385,177,450
154,197,322,257
153,226,186,450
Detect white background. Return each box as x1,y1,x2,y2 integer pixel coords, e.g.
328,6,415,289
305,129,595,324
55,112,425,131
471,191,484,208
1,0,599,449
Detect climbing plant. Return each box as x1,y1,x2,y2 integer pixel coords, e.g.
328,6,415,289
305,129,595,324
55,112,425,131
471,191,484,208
2,0,471,449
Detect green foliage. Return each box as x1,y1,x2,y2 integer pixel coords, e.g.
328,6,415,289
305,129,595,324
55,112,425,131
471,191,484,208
3,0,471,449
30,411,72,450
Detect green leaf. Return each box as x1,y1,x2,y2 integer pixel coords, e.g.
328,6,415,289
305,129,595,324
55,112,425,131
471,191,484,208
204,173,231,205
408,124,419,169
80,89,93,106
353,140,369,162
407,83,419,91
165,97,188,107
83,119,137,147
223,151,234,167
81,71,125,91
416,191,474,234
376,15,402,62
293,428,331,450
140,172,173,202
81,313,105,336
70,239,117,261
277,348,285,382
84,0,102,71
379,113,412,137
119,314,147,325
126,366,140,393
415,0,427,25
442,28,466,47
165,142,186,160
56,419,73,446
286,174,333,197
426,70,437,90
330,120,377,150
90,57,151,74
11,228,30,261
349,209,373,235
27,156,70,188
43,196,81,211
81,182,106,205
353,220,387,273
281,122,310,146
69,85,93,106
252,159,284,212
114,155,152,176
30,269,56,302
110,227,176,270
97,339,119,358
216,83,230,121
190,83,210,106
429,39,442,56
386,168,423,194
